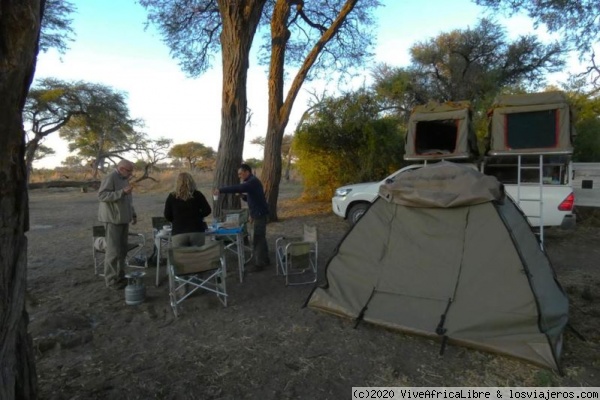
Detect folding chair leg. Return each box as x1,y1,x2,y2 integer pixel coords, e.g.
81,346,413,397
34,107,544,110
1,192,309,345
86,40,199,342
168,265,179,317
93,251,105,277
216,274,227,307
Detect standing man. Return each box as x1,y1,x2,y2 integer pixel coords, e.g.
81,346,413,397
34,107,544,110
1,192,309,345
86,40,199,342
214,163,270,271
98,159,137,289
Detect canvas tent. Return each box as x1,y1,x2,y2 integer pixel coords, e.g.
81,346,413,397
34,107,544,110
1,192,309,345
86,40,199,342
307,162,569,370
487,91,575,155
404,101,479,161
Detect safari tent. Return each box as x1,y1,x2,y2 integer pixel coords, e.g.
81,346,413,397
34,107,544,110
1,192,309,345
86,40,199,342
404,101,479,161
487,91,575,155
307,162,569,371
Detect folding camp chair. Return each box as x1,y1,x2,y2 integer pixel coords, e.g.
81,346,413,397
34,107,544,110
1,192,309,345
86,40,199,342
168,241,227,317
220,209,253,265
92,225,147,276
275,224,318,286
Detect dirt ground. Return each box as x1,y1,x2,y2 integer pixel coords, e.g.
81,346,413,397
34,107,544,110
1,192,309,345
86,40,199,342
26,183,599,399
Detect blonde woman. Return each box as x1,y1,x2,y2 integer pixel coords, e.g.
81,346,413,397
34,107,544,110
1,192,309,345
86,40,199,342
164,172,212,247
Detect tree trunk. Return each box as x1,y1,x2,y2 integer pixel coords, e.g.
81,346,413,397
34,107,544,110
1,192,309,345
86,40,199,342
261,0,292,222
212,0,266,218
0,1,44,399
24,135,41,182
262,0,358,221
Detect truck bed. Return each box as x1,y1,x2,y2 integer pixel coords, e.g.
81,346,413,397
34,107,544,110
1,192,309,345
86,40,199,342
503,183,575,228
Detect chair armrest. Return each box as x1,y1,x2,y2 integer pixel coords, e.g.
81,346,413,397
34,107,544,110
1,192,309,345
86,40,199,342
277,235,303,242
276,235,303,249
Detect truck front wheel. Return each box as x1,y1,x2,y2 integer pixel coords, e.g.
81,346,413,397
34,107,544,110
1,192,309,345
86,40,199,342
348,203,369,225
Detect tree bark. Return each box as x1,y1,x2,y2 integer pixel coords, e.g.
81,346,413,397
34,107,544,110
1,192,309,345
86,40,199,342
25,136,41,181
212,0,266,218
0,1,44,399
261,0,358,221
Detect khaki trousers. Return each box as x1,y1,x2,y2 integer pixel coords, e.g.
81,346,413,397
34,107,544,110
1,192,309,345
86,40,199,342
171,232,206,248
104,223,129,286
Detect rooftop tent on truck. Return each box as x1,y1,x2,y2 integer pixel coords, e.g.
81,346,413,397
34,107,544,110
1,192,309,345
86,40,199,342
481,91,577,236
487,91,575,155
404,101,479,161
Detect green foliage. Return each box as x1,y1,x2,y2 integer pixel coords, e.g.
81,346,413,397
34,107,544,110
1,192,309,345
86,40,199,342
61,155,84,168
25,78,89,137
375,19,564,107
475,0,600,91
244,158,263,170
566,91,600,161
294,90,405,200
168,141,215,170
573,118,600,162
251,134,293,158
58,88,141,155
40,0,76,55
25,78,145,171
135,137,173,174
34,144,56,161
475,0,599,58
140,0,379,80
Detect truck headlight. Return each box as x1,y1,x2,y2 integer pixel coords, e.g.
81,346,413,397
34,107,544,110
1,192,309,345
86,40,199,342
334,188,352,197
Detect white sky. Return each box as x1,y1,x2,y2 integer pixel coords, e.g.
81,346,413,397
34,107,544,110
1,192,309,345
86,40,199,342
33,0,567,169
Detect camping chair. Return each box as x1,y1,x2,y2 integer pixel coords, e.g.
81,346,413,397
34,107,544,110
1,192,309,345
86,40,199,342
92,225,147,276
275,224,318,286
220,209,253,265
168,241,227,317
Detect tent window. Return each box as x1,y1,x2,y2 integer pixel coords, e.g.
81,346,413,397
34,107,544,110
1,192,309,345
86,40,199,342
414,119,458,155
505,110,557,149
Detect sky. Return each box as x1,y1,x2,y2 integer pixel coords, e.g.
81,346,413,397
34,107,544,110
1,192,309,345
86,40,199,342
33,0,560,169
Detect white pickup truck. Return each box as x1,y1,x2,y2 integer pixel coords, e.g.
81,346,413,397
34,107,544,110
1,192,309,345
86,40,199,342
481,156,576,229
501,184,575,228
332,162,576,229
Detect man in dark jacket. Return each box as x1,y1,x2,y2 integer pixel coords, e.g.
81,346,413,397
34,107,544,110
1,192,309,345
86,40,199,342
214,164,270,271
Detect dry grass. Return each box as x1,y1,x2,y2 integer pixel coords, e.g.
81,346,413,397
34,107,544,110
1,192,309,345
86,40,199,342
577,206,600,227
278,197,332,219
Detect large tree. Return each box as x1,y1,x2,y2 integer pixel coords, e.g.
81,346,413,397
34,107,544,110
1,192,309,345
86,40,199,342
23,78,88,177
410,19,563,104
57,85,145,177
168,141,215,170
141,0,266,214
475,0,600,91
140,0,379,220
23,79,143,178
261,0,379,220
372,18,566,137
0,1,44,399
133,137,174,183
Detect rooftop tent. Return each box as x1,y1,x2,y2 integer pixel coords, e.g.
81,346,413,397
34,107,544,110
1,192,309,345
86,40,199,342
404,101,479,161
307,162,569,371
487,91,575,155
